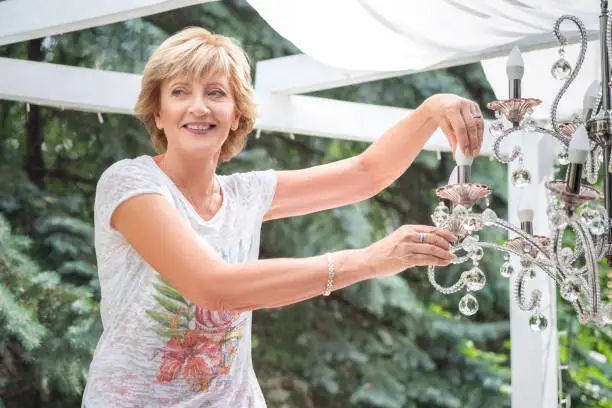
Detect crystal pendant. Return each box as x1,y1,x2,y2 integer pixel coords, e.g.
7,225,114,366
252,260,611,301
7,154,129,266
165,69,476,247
500,261,514,278
522,117,537,132
464,267,486,291
582,208,605,236
481,208,497,226
551,58,572,80
551,211,569,230
489,120,504,138
560,276,583,302
458,294,479,316
529,313,548,332
463,217,477,231
453,205,469,220
557,150,569,165
602,303,612,324
511,168,532,187
432,202,450,226
560,247,573,262
470,247,484,262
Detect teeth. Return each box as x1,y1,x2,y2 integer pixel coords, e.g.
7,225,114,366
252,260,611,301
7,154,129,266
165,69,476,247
186,124,212,130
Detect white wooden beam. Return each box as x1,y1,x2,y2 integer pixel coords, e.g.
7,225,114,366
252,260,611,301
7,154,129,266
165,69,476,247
256,92,493,154
0,0,219,47
255,31,599,95
0,57,141,114
0,57,493,153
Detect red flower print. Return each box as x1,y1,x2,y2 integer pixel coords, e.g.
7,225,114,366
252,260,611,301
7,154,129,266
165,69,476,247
195,307,240,329
156,330,224,391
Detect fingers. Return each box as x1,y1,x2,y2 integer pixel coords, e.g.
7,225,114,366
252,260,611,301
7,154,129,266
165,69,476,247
471,104,484,156
460,105,480,157
439,117,457,158
447,108,469,156
410,225,457,243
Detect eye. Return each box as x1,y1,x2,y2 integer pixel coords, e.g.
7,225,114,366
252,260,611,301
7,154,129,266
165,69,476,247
209,89,226,98
171,88,186,96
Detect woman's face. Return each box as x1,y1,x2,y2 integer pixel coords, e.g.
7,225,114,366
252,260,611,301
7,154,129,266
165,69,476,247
155,72,240,157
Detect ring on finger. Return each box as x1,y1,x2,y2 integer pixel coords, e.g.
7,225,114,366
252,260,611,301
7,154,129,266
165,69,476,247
419,232,427,244
470,112,482,119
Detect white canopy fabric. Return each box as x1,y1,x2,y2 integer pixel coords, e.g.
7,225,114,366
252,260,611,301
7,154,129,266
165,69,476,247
247,0,600,71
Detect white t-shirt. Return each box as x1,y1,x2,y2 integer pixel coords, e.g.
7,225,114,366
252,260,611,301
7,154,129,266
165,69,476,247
82,155,277,408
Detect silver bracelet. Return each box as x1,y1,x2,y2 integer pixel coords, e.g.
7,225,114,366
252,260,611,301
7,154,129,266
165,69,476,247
323,252,335,296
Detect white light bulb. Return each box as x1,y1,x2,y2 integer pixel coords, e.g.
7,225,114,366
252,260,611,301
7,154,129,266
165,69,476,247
506,46,524,80
455,146,473,166
569,125,590,164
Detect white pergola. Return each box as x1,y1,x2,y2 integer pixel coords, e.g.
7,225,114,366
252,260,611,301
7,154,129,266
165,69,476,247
1,1,604,407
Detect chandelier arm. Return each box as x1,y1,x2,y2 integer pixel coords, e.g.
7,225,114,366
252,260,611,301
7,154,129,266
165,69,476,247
551,15,589,134
492,128,522,163
571,220,603,318
554,225,581,273
427,265,466,294
493,219,549,256
551,227,574,280
532,126,570,148
514,268,542,311
474,241,554,272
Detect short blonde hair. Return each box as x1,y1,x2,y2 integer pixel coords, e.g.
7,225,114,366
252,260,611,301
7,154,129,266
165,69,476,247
134,27,257,162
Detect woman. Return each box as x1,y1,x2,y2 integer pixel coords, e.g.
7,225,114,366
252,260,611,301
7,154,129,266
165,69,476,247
82,27,483,407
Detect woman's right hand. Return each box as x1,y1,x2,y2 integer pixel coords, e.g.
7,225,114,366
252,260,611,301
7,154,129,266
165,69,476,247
362,225,457,278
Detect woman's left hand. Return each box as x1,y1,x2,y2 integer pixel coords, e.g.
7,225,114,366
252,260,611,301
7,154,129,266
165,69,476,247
424,94,484,158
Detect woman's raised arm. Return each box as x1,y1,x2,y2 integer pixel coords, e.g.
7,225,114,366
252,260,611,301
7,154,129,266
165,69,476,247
111,193,456,312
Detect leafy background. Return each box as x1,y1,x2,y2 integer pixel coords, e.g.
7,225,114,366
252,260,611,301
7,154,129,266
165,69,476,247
0,1,610,407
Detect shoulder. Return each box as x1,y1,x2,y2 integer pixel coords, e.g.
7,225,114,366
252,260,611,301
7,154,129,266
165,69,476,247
94,155,170,230
221,169,277,198
220,169,277,216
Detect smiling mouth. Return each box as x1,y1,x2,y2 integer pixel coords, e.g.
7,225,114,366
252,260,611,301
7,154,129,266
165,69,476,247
183,124,216,133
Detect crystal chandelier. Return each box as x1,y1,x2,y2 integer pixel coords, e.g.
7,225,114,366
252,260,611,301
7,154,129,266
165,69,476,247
428,4,612,329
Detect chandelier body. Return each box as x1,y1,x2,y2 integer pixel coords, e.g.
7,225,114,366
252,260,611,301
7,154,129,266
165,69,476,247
428,2,612,328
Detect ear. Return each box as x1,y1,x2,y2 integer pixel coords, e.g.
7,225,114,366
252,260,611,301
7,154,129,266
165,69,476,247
154,111,163,131
231,113,240,132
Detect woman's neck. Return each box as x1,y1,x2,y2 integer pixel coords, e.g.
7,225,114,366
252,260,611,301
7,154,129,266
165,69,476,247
153,151,223,218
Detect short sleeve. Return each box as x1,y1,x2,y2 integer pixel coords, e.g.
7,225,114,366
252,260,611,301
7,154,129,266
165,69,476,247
94,159,168,232
227,169,277,221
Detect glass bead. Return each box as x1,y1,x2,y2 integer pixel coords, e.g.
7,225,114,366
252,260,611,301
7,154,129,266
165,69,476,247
489,120,504,138
551,58,572,80
463,217,477,231
504,254,510,262
464,267,486,291
458,294,479,316
511,168,532,187
470,247,484,262
500,261,514,278
522,117,537,132
560,276,583,302
453,205,469,220
529,313,548,332
582,208,605,236
481,208,497,226
560,247,573,261
551,211,569,230
432,205,450,227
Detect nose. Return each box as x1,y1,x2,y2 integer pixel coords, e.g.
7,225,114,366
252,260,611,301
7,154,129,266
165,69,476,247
188,94,211,116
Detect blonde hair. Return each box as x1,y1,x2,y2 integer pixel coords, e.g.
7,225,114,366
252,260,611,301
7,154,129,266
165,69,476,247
134,27,257,162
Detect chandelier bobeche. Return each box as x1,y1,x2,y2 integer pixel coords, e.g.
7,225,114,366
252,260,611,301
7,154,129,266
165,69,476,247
428,6,612,329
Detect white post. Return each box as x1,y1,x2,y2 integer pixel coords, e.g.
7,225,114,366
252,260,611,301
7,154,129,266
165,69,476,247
507,132,558,408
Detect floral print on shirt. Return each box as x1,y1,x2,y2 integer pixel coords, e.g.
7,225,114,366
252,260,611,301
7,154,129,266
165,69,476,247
147,274,243,392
